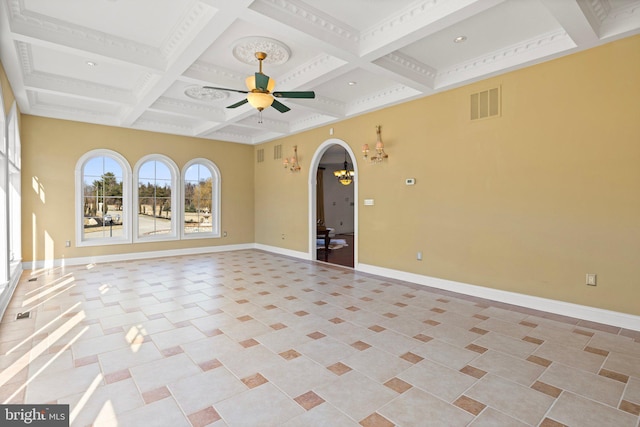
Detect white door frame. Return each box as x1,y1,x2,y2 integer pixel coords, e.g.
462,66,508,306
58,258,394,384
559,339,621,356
308,139,358,266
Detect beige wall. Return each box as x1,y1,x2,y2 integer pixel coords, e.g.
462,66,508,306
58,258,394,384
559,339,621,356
0,62,16,114
21,117,255,262
255,35,640,316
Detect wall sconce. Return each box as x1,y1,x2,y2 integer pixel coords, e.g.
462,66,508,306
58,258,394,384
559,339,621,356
283,145,301,172
362,125,388,163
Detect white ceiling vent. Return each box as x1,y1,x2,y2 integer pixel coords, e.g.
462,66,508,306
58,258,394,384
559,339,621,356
257,148,265,163
471,86,501,120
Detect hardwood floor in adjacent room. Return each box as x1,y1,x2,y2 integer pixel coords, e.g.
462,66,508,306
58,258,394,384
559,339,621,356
317,233,354,268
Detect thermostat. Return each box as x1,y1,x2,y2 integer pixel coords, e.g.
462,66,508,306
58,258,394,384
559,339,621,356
405,178,416,185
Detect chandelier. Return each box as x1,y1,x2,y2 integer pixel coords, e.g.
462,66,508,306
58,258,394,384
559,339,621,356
333,150,355,186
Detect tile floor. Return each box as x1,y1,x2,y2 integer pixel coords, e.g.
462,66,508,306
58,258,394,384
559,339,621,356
0,249,639,427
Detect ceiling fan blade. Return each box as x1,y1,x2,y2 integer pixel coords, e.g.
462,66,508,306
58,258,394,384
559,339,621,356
203,86,248,94
271,99,290,113
226,99,249,109
273,91,315,99
255,73,270,91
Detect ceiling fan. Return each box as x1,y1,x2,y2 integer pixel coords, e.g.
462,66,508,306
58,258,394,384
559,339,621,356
203,51,315,122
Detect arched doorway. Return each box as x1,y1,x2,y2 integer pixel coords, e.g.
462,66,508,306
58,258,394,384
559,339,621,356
308,139,358,268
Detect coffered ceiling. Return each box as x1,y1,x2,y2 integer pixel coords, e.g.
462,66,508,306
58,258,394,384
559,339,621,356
1,0,639,144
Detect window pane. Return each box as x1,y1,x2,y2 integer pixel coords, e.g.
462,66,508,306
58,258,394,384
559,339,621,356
138,160,173,237
184,163,213,234
83,156,124,240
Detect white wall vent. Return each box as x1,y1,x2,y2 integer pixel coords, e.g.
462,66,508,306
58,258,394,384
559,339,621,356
471,86,501,120
274,144,282,160
257,148,264,163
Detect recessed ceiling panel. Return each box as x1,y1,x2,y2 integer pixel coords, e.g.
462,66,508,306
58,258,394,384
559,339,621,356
30,45,146,90
299,0,417,31
313,68,397,103
23,0,196,47
33,92,122,115
399,1,562,70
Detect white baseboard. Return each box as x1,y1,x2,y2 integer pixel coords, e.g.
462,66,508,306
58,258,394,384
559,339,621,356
0,264,23,322
22,243,254,270
358,263,640,332
253,244,311,260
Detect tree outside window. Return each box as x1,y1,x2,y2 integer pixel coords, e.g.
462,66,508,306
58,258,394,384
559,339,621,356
184,163,213,234
82,157,124,240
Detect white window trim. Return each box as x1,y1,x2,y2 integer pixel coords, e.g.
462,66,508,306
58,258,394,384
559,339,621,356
75,149,132,247
181,158,221,240
7,103,21,266
133,154,180,242
0,85,8,284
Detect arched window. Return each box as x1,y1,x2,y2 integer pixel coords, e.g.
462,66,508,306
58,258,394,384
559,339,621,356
133,155,179,241
75,150,131,246
182,158,220,238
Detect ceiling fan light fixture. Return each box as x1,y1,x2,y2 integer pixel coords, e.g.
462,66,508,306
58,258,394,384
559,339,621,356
247,92,274,111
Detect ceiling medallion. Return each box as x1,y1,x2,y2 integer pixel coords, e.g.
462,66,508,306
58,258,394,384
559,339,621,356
184,85,228,101
232,37,291,65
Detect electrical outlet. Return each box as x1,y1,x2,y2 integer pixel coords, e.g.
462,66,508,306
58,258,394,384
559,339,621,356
281,234,286,240
223,231,228,237
586,274,597,286
65,240,71,247
417,251,422,261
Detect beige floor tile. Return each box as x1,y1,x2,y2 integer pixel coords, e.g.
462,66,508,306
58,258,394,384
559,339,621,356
468,407,529,426
71,332,130,360
296,336,358,366
261,355,336,398
217,344,282,379
62,377,144,426
281,402,360,426
129,353,201,393
117,395,191,427
465,374,554,425
98,341,163,374
181,334,243,364
546,391,638,427
471,331,539,359
219,319,273,342
359,329,420,356
214,382,304,427
539,362,625,407
588,332,640,357
98,311,149,330
256,327,313,353
623,377,640,405
397,359,477,402
411,338,480,370
150,325,206,350
163,306,209,324
533,341,606,373
315,370,397,421
602,351,640,378
140,300,184,316
379,387,474,426
526,324,592,348
169,367,246,414
427,322,484,347
341,346,413,383
470,350,546,386
25,363,103,403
